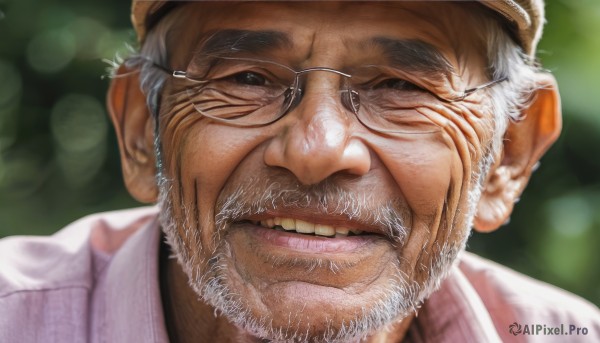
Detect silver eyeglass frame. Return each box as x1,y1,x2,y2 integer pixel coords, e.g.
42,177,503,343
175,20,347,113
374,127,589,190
151,56,509,132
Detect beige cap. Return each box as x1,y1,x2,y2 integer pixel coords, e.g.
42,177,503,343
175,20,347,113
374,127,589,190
131,0,545,56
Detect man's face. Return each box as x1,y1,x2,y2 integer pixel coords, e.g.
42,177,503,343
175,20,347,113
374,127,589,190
158,1,495,340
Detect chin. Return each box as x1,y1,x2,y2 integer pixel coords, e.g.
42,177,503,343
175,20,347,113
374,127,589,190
168,226,463,343
197,250,410,342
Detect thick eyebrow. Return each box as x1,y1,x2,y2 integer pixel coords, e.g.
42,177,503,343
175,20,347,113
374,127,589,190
193,30,453,75
369,37,454,74
196,29,292,56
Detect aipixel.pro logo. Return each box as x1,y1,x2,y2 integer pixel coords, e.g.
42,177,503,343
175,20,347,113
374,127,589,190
508,322,589,336
509,322,523,335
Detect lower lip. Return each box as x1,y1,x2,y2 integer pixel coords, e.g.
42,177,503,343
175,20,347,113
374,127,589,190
244,224,378,253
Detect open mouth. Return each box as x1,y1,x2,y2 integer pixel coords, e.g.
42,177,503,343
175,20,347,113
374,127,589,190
233,216,386,254
245,217,372,238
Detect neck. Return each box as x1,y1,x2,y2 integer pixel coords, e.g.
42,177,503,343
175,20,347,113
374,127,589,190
160,238,258,343
159,239,414,343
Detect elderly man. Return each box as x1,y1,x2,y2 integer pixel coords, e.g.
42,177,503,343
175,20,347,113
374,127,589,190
1,1,599,342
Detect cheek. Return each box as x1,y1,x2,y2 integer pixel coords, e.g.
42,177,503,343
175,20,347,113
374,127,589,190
372,136,459,219
368,113,487,281
161,109,268,251
180,125,255,202
369,101,492,221
416,102,495,198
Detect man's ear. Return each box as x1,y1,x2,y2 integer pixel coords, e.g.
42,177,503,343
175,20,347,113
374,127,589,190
474,73,562,232
107,64,158,203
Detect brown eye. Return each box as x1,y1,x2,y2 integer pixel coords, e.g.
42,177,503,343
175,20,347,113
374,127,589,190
231,72,267,86
376,78,423,91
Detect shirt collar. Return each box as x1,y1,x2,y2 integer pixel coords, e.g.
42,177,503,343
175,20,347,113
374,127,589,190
103,213,169,343
409,259,502,342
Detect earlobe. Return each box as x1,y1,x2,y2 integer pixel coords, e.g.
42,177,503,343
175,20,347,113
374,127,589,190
474,73,562,232
107,64,158,203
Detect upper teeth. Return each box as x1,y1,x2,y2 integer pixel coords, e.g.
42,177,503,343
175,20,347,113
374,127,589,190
258,217,362,237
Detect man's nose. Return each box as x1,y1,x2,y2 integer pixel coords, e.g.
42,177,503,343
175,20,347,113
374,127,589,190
263,86,371,185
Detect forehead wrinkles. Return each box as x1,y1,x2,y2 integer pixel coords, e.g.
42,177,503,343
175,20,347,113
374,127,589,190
173,2,485,69
380,3,488,78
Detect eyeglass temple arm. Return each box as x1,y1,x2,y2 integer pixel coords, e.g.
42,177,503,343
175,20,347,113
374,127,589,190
462,76,509,97
151,62,205,81
172,70,187,78
137,57,186,79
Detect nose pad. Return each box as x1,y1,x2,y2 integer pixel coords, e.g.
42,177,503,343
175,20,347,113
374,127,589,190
284,83,359,118
263,89,371,185
284,87,304,115
342,89,360,113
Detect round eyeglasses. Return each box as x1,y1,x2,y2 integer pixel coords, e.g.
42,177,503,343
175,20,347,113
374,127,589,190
157,55,508,135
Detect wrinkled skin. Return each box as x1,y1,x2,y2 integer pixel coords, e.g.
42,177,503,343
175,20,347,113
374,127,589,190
107,2,561,342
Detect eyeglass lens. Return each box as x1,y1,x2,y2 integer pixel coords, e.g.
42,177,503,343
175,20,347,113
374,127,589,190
181,56,495,134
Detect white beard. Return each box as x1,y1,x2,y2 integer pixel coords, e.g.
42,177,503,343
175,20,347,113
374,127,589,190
156,163,488,343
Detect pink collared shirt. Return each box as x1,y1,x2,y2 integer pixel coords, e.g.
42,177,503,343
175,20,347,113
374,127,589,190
1,207,599,342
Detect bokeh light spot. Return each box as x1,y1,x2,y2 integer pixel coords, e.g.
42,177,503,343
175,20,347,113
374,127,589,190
0,148,47,198
26,29,76,73
51,94,108,153
67,17,110,59
546,194,592,237
51,94,108,188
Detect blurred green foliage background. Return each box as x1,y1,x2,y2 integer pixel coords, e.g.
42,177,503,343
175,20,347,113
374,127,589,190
0,0,598,306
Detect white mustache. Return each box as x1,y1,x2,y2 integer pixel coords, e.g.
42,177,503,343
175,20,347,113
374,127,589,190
214,176,410,244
